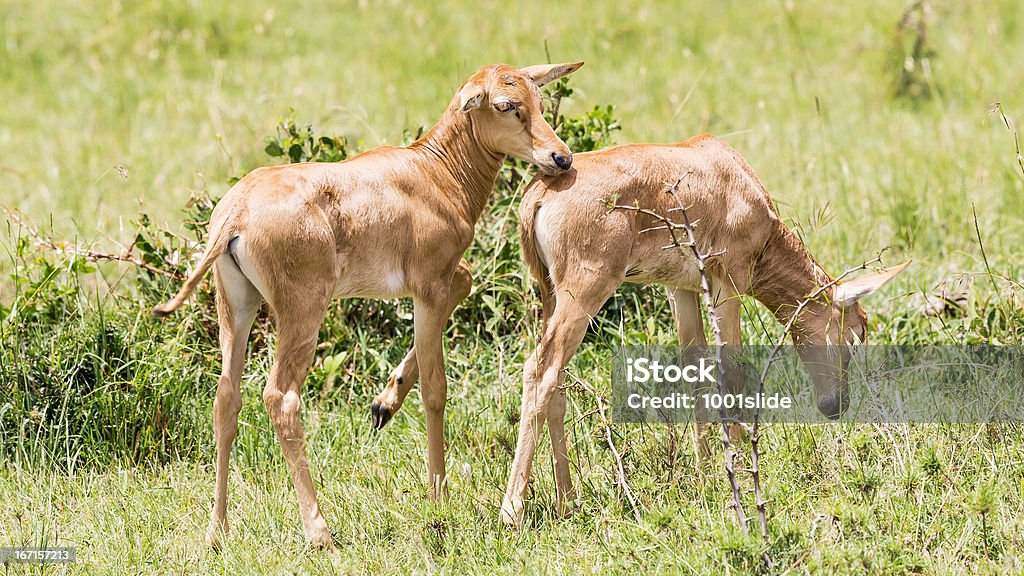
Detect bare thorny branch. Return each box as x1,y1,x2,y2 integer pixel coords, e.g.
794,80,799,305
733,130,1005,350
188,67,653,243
663,175,759,548
614,173,759,556
4,207,186,281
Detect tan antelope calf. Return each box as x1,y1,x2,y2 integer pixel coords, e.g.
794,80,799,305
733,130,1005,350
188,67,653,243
500,134,909,526
153,61,584,548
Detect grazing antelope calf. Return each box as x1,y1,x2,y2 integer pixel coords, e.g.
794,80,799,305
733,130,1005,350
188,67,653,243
153,61,584,548
500,135,909,526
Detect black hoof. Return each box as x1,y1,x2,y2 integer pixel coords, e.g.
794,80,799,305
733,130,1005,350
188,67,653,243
371,400,393,430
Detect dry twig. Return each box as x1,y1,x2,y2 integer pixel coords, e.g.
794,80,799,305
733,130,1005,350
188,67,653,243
4,207,185,280
568,373,643,523
662,175,752,535
614,174,752,534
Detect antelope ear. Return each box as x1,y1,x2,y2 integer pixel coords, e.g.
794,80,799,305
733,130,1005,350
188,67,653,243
519,61,585,87
834,260,912,305
458,82,485,112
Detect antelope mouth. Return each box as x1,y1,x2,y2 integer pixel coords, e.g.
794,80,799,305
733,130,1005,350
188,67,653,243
538,161,570,176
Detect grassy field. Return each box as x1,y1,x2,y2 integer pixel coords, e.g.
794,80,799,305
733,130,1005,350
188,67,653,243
3,0,1024,573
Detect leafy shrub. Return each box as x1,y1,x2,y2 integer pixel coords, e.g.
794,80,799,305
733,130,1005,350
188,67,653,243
0,222,218,468
262,110,351,165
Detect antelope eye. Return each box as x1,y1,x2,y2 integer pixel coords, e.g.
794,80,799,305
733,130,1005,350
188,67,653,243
493,101,514,113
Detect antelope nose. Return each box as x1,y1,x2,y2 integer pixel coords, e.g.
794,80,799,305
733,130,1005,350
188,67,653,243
552,151,572,171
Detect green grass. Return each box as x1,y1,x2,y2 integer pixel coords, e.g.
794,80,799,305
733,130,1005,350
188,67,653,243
4,420,1022,574
3,0,1024,573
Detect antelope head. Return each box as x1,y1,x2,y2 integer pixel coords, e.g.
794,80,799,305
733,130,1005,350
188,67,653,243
790,260,911,418
456,62,583,174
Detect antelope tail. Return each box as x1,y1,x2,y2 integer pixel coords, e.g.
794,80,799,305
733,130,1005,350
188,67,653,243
152,220,234,318
519,197,554,308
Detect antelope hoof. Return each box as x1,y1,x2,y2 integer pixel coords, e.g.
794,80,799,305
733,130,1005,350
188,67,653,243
371,399,393,430
307,527,335,551
205,521,227,549
500,496,524,529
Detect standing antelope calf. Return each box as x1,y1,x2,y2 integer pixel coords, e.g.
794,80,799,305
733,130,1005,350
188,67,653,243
153,61,584,548
501,135,909,526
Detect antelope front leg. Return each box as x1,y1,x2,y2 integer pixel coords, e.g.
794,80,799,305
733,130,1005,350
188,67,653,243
411,292,458,500
715,293,745,444
371,347,419,429
372,259,471,429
